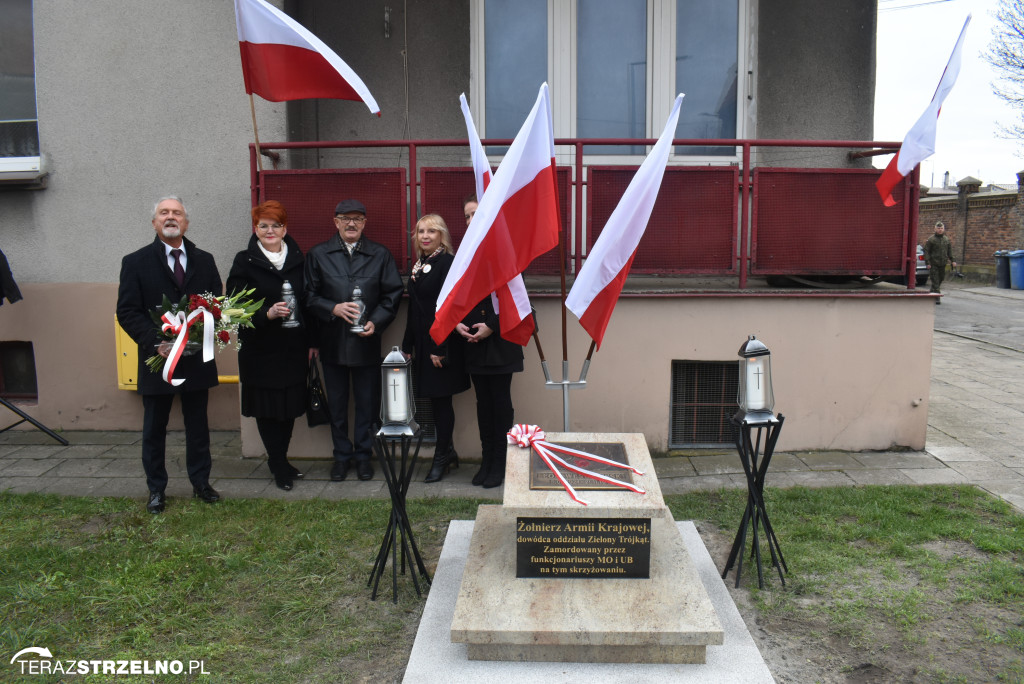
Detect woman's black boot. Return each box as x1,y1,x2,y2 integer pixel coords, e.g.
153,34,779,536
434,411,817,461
472,449,491,486
482,449,506,489
425,447,459,483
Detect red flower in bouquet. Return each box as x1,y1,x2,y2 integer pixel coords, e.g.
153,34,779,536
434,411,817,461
189,294,222,321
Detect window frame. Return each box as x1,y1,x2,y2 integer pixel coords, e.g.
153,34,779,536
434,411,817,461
469,0,754,166
0,0,42,180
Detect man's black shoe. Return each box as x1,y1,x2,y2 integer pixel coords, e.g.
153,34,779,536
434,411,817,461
146,491,166,514
331,461,350,482
192,485,221,503
357,461,374,481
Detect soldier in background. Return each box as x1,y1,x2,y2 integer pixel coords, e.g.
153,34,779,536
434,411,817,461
924,221,956,302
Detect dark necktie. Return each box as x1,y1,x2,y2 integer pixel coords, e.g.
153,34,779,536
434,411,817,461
171,249,185,288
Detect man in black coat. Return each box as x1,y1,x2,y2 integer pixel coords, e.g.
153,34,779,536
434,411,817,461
116,196,223,513
304,199,403,482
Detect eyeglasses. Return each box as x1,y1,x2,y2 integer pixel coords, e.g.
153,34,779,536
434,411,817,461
336,215,366,224
256,223,284,232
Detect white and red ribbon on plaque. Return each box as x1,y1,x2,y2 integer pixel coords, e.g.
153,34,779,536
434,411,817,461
159,308,214,386
506,424,645,506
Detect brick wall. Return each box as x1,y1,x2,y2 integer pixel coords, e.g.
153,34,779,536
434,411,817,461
918,188,1024,267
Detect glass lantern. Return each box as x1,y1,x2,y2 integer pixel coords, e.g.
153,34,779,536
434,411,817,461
736,335,775,423
379,346,418,436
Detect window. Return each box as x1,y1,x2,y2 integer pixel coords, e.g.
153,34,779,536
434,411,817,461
576,1,647,154
674,0,739,156
0,0,41,176
483,0,547,142
471,0,746,159
0,341,38,400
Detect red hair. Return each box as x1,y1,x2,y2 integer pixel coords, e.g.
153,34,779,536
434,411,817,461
251,200,287,227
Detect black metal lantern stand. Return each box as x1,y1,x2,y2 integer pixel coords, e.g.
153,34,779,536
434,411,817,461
368,348,432,602
721,336,789,590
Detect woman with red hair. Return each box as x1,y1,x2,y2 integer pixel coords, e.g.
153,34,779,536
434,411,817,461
227,200,310,491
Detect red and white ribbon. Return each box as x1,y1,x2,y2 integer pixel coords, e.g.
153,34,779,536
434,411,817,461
506,424,645,506
159,308,214,386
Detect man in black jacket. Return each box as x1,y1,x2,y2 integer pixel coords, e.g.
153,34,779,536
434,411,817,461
304,199,403,481
116,196,223,513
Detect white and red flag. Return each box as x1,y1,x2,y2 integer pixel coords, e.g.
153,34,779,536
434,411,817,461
233,0,380,114
565,94,684,349
459,94,537,346
876,15,970,206
430,83,560,345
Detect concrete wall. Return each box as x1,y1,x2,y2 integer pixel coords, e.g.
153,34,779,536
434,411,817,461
1,283,932,452
0,284,241,430
0,0,288,290
245,293,934,458
755,0,877,167
0,1,289,430
286,0,471,170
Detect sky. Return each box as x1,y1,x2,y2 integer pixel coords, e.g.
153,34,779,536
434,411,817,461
874,0,1022,187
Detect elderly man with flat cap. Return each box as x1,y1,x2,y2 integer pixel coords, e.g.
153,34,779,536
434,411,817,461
304,199,403,481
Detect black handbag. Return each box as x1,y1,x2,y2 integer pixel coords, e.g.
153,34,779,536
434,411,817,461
306,358,331,427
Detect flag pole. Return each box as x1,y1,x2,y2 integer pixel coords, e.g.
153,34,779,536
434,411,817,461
544,157,588,431
575,339,596,385
556,162,568,365
249,93,264,173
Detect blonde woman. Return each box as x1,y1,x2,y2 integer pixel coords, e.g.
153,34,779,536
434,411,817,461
401,214,470,481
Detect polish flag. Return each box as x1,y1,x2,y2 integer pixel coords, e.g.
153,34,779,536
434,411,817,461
876,15,970,206
234,0,380,115
566,94,684,349
460,94,536,346
430,83,560,345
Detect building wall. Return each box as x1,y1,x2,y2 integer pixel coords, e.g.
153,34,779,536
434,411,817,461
756,0,876,167
2,1,289,289
1,1,933,456
0,1,291,430
254,293,934,457
286,0,471,171
286,0,877,170
1,284,932,451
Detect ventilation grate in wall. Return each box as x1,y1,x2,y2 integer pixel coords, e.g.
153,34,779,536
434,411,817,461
670,360,738,448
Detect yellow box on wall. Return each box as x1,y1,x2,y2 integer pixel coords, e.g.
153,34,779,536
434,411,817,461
115,316,137,390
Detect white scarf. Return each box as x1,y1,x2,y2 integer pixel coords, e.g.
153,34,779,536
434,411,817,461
258,240,288,270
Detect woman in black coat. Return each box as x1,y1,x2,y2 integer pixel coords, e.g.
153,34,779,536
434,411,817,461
457,197,525,489
226,201,309,491
402,214,470,482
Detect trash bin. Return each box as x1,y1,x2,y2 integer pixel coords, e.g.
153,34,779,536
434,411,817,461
995,250,1012,289
1009,250,1024,290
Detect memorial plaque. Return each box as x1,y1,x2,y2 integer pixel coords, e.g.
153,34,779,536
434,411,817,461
529,442,633,490
516,516,652,578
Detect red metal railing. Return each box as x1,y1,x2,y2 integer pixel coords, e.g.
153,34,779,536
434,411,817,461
249,138,918,289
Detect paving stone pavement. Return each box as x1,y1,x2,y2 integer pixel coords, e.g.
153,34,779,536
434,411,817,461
2,287,1023,512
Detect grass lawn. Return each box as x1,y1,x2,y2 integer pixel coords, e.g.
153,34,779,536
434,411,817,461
1,485,1022,682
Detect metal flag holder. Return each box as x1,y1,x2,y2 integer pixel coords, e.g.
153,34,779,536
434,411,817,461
537,337,595,431
368,429,432,603
721,412,788,589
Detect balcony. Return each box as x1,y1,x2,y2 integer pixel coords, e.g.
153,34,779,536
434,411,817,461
248,137,920,292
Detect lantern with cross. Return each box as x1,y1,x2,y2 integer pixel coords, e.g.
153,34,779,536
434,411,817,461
379,346,418,437
736,335,775,424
